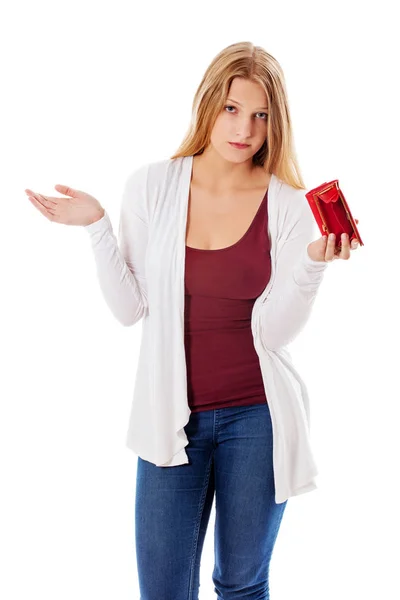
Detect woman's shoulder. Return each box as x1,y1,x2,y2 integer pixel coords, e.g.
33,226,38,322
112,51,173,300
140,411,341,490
273,176,307,207
123,157,180,191
148,155,187,173
271,176,312,234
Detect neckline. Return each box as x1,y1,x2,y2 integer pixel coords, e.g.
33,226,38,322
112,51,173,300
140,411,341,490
185,188,269,252
185,155,271,253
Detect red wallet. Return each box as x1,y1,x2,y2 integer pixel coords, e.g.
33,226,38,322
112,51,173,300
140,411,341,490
305,180,363,249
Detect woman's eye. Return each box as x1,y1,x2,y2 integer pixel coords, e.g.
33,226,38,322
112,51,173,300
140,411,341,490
224,106,267,119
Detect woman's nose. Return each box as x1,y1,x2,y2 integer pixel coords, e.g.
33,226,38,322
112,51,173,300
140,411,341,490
236,119,252,138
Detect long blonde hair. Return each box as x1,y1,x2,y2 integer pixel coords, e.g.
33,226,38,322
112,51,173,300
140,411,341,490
170,41,306,190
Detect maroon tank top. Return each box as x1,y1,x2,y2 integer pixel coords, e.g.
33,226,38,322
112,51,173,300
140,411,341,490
184,187,272,412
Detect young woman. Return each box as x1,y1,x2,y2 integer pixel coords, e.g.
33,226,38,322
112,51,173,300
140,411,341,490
26,41,359,600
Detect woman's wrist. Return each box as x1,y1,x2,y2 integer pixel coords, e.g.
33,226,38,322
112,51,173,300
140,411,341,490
89,207,105,225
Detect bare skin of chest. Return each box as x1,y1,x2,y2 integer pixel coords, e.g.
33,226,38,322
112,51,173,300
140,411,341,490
185,174,271,251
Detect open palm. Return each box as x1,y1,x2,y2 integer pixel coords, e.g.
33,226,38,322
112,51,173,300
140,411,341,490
25,184,104,226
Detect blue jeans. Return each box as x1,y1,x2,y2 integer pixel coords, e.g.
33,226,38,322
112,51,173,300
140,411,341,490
135,402,288,600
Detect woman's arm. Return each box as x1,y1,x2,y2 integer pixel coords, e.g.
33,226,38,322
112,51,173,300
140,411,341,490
84,164,149,326
259,195,328,351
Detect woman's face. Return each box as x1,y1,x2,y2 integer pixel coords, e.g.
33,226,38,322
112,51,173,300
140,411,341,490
210,77,269,163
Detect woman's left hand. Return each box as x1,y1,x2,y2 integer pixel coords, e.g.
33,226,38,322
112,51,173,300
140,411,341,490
307,219,360,263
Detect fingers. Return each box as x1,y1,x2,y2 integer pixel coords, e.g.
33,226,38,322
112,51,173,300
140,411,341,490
25,189,57,206
325,232,357,262
27,194,57,221
55,184,76,197
25,189,57,220
350,237,359,249
325,233,337,262
338,233,351,260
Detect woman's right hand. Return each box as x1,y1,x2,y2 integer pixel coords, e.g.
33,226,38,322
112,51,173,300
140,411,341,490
25,184,105,226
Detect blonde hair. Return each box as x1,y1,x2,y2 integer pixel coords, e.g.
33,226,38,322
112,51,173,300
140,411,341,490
170,41,306,190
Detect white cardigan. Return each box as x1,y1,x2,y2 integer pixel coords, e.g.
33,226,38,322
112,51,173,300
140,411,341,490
84,155,329,504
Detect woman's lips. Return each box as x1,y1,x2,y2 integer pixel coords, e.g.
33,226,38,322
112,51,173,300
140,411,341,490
229,142,250,149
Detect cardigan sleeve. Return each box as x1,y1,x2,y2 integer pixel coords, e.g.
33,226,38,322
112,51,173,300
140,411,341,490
83,164,149,327
259,191,329,351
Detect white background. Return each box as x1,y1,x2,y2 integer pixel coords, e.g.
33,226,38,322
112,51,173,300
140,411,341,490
1,0,399,598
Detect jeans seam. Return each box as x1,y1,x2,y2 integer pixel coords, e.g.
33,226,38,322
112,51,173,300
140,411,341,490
187,450,215,599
